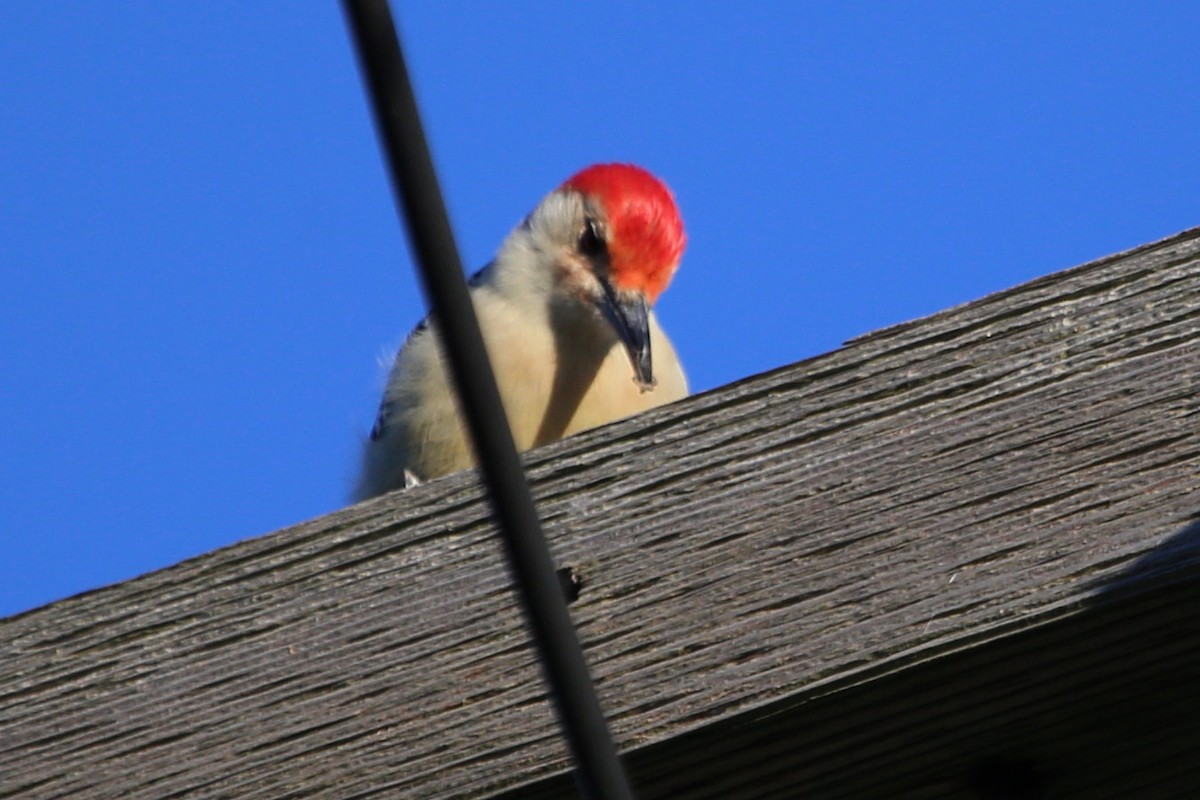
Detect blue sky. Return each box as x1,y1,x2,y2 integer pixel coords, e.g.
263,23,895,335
3,3,1198,616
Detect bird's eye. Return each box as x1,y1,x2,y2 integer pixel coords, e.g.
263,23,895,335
578,218,606,258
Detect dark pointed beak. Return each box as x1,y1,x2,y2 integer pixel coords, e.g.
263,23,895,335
599,278,655,390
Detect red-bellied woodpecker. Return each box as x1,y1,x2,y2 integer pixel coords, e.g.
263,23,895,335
354,163,688,500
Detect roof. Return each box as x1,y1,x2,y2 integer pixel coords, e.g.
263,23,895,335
2,227,1199,799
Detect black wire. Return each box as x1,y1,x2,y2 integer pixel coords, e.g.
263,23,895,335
339,3,635,799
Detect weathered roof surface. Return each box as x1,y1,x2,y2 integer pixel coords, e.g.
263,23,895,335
2,227,1198,799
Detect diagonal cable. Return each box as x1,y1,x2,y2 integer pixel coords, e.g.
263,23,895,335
340,3,635,799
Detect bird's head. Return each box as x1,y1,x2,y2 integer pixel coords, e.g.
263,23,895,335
512,163,686,390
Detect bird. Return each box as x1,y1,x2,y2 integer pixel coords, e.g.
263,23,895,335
354,163,688,500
